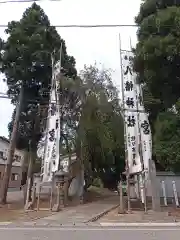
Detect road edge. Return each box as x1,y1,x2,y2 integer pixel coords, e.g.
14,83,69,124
100,222,180,227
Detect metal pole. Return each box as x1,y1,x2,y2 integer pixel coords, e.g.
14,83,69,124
0,85,24,204
119,33,130,213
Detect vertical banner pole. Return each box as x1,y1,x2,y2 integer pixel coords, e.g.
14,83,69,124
41,52,55,183
134,84,147,213
58,43,63,169
119,33,131,213
129,35,147,212
55,43,62,172
118,180,125,214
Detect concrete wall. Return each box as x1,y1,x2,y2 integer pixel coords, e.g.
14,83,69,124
0,137,26,189
0,165,22,188
0,137,25,167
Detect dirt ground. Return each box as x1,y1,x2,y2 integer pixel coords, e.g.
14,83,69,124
0,187,113,222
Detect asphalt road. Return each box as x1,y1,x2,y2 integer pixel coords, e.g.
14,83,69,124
0,226,180,240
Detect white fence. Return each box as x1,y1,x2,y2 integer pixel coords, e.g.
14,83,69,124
156,172,180,199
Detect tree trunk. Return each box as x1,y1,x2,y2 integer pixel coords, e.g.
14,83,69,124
0,86,24,204
25,105,40,209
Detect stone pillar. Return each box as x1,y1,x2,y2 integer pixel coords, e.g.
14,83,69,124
52,168,68,212
63,176,69,206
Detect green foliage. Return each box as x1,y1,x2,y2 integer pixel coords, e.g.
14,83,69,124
1,3,125,181
134,1,180,117
92,178,104,188
1,3,76,150
134,0,180,171
76,65,125,177
154,102,180,172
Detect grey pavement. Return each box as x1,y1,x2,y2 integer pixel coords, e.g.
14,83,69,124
35,196,119,224
0,225,180,240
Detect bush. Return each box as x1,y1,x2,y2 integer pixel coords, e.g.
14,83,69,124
92,178,104,188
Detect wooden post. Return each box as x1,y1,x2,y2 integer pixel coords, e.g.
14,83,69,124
31,183,36,209
126,173,131,213
49,181,54,210
143,172,147,213
118,180,125,214
37,185,41,211
25,141,33,210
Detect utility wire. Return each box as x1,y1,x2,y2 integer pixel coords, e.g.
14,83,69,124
0,96,9,99
0,0,60,3
0,24,137,28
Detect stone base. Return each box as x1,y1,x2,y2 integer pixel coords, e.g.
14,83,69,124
51,204,60,212
24,201,34,211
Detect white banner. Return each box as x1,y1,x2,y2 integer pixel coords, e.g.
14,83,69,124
136,84,152,173
37,60,61,182
42,84,58,182
121,49,152,176
121,50,142,174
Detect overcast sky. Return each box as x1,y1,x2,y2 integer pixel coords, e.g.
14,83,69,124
0,0,141,138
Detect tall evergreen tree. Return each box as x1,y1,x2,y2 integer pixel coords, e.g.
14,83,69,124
0,3,77,203
134,0,180,170
1,3,76,150
134,0,180,124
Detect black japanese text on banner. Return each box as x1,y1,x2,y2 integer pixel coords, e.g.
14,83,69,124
136,84,152,173
121,50,142,174
37,59,62,183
